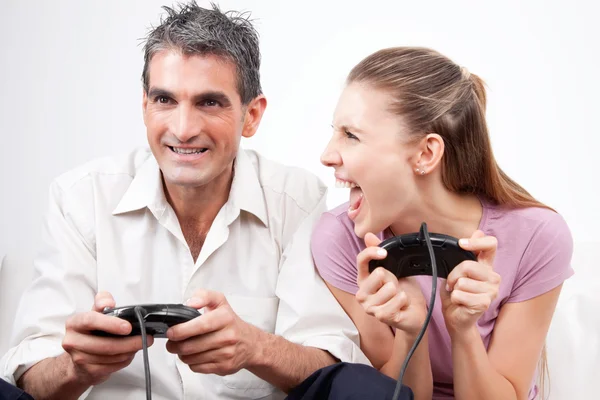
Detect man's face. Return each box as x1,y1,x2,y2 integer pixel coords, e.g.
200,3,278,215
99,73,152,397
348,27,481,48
143,50,262,189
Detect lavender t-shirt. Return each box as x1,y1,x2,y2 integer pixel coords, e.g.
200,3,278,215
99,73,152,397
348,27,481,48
311,199,574,400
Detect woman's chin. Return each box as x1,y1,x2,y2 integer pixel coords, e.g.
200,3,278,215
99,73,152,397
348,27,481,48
354,226,368,239
354,215,390,240
352,217,371,239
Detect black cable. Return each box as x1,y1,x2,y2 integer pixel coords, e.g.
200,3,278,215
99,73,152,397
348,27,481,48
134,306,152,400
391,222,437,400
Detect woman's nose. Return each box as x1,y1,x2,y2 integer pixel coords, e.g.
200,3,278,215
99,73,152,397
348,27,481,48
321,139,341,167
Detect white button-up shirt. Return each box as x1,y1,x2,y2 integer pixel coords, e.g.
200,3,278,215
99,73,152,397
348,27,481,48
1,147,368,399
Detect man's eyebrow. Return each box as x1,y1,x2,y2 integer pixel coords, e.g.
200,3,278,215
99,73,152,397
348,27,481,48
147,87,175,99
192,91,232,106
147,88,233,106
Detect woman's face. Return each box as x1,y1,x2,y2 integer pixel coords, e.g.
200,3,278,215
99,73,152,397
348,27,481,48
321,82,422,238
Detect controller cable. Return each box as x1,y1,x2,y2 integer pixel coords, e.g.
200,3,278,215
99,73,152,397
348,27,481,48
133,223,436,400
391,222,438,400
134,306,152,400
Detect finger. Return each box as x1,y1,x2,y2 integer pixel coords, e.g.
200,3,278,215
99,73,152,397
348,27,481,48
459,234,497,268
92,291,116,313
364,232,382,248
369,291,410,321
471,230,486,240
185,289,227,311
446,261,489,291
67,311,132,336
166,328,228,356
70,350,137,366
63,331,153,356
450,290,492,311
356,267,396,301
452,277,493,294
357,234,385,284
167,306,231,341
439,280,452,301
359,281,397,312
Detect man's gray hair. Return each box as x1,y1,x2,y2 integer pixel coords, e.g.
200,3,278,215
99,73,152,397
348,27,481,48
141,1,262,104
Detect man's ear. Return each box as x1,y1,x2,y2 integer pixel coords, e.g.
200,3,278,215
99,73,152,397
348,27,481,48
242,95,267,139
413,133,445,175
142,90,148,120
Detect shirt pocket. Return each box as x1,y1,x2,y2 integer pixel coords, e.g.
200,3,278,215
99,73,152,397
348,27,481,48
221,295,280,396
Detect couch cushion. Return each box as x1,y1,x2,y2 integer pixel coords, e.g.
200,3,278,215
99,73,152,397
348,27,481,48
546,241,598,399
0,254,34,358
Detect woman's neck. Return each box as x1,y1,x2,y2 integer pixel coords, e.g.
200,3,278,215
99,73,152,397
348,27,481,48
389,186,483,239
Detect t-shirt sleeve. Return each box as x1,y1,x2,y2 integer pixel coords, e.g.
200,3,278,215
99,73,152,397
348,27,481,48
311,212,362,295
507,211,574,303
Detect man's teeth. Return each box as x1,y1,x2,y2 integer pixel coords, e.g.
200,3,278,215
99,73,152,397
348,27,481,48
172,147,207,154
335,179,359,189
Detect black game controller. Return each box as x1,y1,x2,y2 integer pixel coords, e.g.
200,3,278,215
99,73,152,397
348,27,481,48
369,232,476,279
91,304,201,338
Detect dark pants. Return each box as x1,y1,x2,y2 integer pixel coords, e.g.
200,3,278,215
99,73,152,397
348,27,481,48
0,379,34,400
286,362,414,400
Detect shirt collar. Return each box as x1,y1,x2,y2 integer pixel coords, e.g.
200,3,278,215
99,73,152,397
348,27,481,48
229,148,268,227
112,148,268,227
112,152,165,217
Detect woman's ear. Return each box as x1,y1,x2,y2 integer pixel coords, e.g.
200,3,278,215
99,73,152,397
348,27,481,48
413,133,445,175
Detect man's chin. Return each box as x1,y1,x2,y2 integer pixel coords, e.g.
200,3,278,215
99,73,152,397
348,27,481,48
161,172,208,190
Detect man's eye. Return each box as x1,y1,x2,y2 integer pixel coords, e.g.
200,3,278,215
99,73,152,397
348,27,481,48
201,99,219,107
155,96,170,104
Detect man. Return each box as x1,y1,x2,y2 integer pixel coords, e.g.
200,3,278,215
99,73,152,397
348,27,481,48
0,2,367,399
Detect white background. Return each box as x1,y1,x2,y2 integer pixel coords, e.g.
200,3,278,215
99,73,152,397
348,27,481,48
1,0,598,259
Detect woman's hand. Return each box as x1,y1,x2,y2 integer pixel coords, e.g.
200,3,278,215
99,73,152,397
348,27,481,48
441,230,501,335
356,232,428,336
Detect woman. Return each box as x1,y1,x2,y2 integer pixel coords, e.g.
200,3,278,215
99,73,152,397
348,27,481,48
311,47,573,399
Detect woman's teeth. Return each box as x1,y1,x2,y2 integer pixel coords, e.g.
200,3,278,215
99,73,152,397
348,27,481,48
348,192,364,217
335,179,359,189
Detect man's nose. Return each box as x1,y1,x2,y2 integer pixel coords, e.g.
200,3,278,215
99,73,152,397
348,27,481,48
171,105,202,143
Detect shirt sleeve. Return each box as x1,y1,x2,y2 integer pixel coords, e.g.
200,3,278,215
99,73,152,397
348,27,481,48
310,212,362,295
1,180,98,389
507,211,574,303
273,193,370,366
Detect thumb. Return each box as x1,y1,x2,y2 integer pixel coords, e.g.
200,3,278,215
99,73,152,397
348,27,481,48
186,289,227,311
356,233,384,284
364,232,382,248
471,230,485,240
439,280,452,302
93,291,116,313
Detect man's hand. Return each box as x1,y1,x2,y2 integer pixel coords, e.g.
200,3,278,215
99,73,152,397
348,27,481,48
61,291,154,385
166,289,258,376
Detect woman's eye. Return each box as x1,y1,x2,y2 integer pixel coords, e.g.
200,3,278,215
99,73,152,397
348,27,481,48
344,130,358,140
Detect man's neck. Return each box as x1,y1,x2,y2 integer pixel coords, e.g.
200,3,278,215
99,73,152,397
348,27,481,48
162,166,234,262
163,167,234,224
